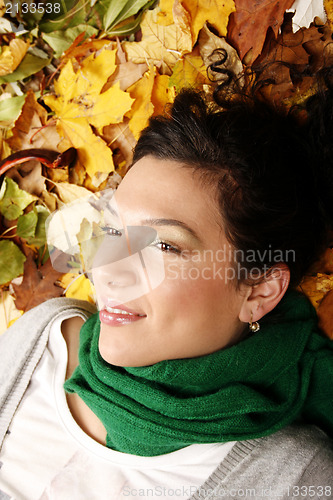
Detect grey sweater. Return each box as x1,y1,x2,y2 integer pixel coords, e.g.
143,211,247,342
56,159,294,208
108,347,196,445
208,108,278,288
0,297,332,500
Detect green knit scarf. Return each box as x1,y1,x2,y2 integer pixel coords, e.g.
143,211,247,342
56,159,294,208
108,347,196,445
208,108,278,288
64,290,333,456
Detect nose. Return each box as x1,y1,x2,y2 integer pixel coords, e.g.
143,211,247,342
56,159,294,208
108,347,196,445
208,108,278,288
92,252,151,304
106,269,138,288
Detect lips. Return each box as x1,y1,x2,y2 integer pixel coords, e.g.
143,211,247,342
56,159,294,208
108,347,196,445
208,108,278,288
99,301,146,326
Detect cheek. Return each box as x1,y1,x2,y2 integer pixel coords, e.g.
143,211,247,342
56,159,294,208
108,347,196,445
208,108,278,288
152,259,231,314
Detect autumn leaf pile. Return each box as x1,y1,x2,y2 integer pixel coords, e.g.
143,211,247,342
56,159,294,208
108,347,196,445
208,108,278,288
0,0,333,338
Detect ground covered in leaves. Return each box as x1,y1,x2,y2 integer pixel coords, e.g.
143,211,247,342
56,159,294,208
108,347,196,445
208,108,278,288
0,0,333,338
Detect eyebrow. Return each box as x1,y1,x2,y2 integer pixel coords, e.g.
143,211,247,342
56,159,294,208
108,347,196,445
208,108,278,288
140,217,201,242
106,205,201,241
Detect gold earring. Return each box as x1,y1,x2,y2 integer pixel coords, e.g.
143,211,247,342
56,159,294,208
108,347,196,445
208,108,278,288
249,311,260,333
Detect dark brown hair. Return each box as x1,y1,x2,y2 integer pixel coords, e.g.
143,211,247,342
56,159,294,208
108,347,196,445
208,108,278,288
132,83,333,289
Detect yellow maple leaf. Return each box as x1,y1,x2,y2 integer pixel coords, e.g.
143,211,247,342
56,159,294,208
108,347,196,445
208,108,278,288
182,0,236,44
122,7,192,74
56,117,115,186
126,67,155,140
43,47,134,187
168,51,209,91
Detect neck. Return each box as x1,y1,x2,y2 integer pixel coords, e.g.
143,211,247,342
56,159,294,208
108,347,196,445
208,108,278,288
61,316,107,445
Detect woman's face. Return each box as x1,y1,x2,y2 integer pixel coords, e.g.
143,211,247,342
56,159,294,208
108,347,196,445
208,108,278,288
92,156,249,367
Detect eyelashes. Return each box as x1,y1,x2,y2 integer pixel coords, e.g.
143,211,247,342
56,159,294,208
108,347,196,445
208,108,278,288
152,241,181,254
100,226,122,237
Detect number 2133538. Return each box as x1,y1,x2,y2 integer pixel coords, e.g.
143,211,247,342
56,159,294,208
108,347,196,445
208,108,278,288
5,3,61,15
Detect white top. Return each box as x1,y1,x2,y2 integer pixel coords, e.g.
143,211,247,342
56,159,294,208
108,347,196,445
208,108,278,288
0,314,235,500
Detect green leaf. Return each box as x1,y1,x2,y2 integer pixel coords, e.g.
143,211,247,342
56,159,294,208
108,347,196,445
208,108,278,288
0,240,26,285
39,0,110,32
0,178,36,220
103,0,129,31
0,91,41,122
106,11,143,36
17,211,38,239
20,6,45,29
26,206,50,246
18,0,77,29
0,54,51,84
110,0,151,28
38,244,50,265
42,25,98,58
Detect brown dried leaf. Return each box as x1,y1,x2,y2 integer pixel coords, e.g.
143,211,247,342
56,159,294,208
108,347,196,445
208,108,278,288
254,18,333,108
102,119,137,171
40,189,60,212
4,161,45,197
6,90,61,152
5,91,61,194
199,24,244,86
227,0,295,62
12,255,64,312
103,43,148,92
105,59,149,91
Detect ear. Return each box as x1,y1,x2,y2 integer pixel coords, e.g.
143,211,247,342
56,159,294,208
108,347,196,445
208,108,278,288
238,264,290,323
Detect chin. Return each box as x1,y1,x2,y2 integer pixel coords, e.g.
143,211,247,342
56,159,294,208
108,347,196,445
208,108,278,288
98,342,146,368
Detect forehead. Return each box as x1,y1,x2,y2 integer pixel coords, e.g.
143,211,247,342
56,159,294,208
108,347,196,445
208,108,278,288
113,156,223,240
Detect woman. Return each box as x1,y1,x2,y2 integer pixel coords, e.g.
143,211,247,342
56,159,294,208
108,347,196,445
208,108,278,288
0,83,332,499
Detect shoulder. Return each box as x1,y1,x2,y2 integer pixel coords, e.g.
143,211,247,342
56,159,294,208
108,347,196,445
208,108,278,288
249,425,333,495
199,425,333,499
0,296,96,382
0,297,97,447
256,423,333,470
260,422,333,452
0,297,96,346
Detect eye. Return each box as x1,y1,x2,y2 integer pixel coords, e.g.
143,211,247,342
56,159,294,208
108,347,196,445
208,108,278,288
154,241,181,253
100,226,122,237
